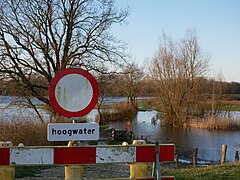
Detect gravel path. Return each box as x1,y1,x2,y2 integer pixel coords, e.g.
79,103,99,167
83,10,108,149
15,163,133,179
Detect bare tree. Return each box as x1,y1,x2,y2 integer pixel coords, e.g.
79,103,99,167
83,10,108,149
179,30,209,125
210,71,228,118
0,0,129,120
96,72,117,125
116,62,144,108
150,30,209,127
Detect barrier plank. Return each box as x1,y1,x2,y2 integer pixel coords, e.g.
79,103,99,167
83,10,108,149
0,144,175,166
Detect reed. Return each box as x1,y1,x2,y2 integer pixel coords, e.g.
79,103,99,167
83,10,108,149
0,119,50,146
190,116,240,130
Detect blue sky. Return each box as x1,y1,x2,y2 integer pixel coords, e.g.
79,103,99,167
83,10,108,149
112,0,240,82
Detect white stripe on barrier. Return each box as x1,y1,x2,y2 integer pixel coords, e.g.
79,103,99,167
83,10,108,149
96,146,136,163
10,148,54,165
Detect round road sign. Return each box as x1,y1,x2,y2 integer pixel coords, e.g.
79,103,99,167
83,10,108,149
48,68,99,117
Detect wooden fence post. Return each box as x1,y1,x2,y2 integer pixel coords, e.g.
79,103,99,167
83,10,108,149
221,144,227,165
193,148,198,167
176,154,179,168
235,150,239,162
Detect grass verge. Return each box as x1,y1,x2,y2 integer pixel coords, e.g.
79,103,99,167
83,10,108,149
162,163,240,179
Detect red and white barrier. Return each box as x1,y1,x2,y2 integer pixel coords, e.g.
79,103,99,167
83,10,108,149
0,144,174,166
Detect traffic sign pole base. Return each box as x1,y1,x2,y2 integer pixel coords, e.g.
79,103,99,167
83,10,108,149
130,140,148,179
65,165,84,180
64,141,84,180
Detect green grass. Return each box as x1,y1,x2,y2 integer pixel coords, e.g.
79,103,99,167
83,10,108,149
162,163,240,179
218,104,240,111
137,98,157,111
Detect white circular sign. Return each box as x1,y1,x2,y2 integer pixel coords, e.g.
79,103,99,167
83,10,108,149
49,68,99,117
55,74,93,112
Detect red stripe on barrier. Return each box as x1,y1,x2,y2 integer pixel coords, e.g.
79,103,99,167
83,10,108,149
54,147,96,164
137,177,174,180
161,177,175,180
160,145,175,161
136,145,175,162
0,148,10,165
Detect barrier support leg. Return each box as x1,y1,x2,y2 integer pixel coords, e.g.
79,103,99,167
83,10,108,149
155,142,161,180
129,140,148,179
0,141,15,180
64,141,84,180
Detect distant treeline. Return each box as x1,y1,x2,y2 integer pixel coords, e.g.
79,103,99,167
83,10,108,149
0,77,48,97
0,76,240,98
225,81,240,94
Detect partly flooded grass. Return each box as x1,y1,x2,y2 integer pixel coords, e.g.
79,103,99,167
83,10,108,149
162,163,240,179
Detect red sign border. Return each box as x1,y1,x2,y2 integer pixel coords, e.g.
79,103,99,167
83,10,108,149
48,68,99,117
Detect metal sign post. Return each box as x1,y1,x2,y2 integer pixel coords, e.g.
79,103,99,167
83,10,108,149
155,142,161,180
152,141,161,179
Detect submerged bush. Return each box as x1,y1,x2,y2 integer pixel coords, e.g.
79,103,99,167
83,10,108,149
96,102,137,125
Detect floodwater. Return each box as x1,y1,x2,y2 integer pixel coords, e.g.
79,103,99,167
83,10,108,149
1,95,240,162
88,110,240,162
